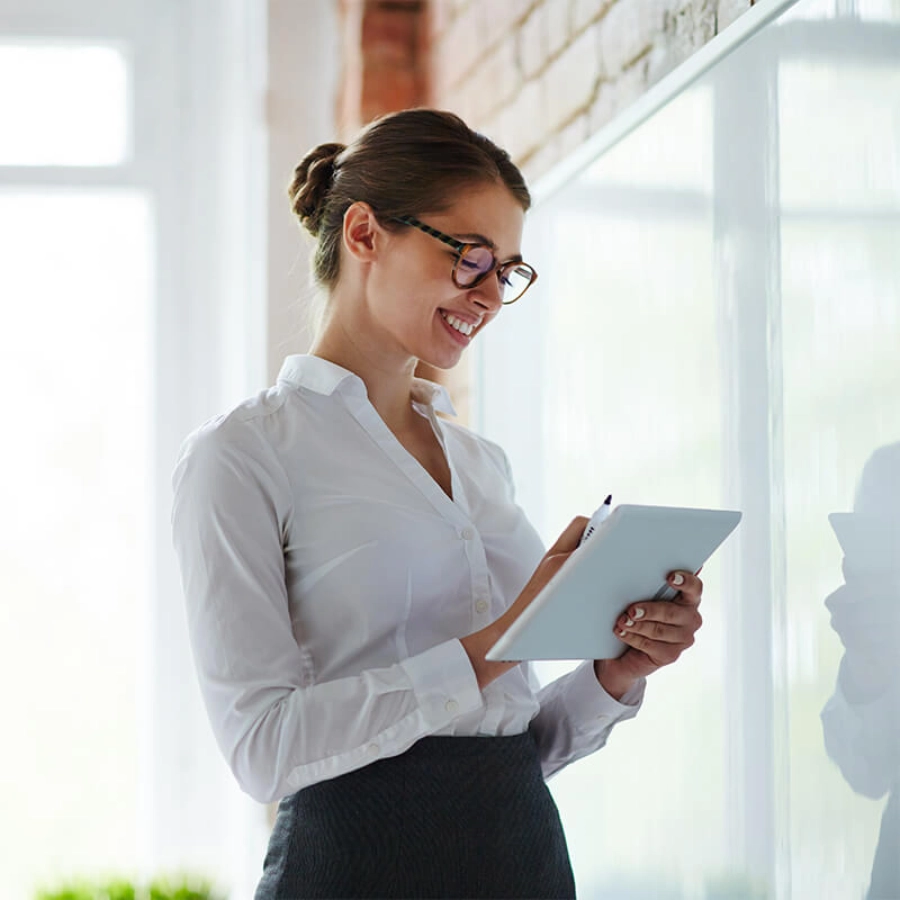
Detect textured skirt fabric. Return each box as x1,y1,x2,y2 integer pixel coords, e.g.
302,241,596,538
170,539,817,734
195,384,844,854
254,730,576,899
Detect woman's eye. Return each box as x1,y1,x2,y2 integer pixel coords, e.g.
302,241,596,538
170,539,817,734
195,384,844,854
459,258,482,271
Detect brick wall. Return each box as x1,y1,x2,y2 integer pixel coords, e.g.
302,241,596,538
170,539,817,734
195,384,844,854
427,0,752,184
338,0,429,137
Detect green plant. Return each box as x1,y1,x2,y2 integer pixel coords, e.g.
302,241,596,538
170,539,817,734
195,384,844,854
35,875,222,900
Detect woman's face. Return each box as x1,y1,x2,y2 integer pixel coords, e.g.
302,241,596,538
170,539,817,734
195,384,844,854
363,181,527,371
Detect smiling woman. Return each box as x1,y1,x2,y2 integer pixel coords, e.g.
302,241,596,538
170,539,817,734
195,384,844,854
170,108,705,899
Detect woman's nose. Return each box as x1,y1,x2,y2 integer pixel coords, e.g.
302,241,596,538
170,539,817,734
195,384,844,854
469,271,504,311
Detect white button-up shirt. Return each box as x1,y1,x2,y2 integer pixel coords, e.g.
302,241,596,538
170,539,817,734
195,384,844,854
171,355,643,803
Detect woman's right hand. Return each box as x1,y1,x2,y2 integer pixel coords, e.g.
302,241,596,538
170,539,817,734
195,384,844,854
459,516,589,689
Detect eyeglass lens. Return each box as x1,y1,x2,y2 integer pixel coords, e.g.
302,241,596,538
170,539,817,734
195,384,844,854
455,247,533,301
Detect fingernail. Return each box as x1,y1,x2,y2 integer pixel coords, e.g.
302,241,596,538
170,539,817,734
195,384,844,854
625,617,634,627
670,573,685,586
633,607,645,619
618,629,627,637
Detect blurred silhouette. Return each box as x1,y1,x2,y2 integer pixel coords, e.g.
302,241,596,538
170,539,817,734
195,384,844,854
821,442,900,900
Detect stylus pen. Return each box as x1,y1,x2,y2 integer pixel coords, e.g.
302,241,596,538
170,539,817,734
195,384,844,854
578,494,612,547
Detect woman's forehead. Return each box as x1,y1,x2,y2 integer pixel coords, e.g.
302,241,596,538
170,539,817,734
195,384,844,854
430,184,525,248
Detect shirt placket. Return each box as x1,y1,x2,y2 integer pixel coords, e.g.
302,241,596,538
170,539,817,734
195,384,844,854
427,416,504,738
347,391,498,653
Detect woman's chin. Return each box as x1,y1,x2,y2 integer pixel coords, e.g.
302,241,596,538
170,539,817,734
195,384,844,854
416,354,458,376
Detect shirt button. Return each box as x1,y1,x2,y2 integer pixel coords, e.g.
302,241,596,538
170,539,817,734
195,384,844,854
366,742,380,759
445,698,459,714
460,527,475,540
475,599,489,614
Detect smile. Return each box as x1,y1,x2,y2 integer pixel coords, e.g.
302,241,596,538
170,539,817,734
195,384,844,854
440,311,476,336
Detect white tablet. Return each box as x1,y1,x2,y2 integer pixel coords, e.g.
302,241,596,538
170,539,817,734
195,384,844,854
486,504,742,662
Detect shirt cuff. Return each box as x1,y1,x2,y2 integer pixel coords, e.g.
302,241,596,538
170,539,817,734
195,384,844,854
564,660,645,730
400,639,483,725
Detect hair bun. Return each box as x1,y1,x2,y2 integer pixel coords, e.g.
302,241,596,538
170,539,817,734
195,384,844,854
288,142,346,236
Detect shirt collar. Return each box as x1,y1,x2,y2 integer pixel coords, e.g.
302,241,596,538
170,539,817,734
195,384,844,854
411,377,456,417
277,354,456,417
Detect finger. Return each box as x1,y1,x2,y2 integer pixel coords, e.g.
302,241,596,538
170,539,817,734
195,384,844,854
614,626,689,666
545,516,590,556
668,571,703,607
620,600,700,628
615,606,702,644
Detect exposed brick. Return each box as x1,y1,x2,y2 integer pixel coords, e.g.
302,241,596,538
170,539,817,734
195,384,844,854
426,0,753,170
666,0,717,48
428,0,453,39
341,0,430,129
558,110,591,158
489,76,545,163
521,132,563,183
466,35,520,120
442,85,478,125
571,0,614,36
448,0,472,18
508,0,541,24
429,26,453,97
717,0,750,31
517,3,550,80
337,0,366,137
435,1,485,89
362,6,418,66
596,0,667,77
361,67,420,121
543,23,600,131
477,0,529,53
646,0,717,82
546,0,572,59
586,58,648,134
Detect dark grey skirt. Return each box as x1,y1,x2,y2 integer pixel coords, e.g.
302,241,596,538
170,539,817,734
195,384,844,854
255,730,576,899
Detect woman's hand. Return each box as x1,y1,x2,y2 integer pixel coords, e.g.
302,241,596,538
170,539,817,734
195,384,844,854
594,571,704,700
460,517,588,690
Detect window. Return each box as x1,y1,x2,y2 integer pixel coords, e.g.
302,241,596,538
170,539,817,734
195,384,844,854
0,42,129,165
476,0,900,895
0,188,151,896
0,3,269,896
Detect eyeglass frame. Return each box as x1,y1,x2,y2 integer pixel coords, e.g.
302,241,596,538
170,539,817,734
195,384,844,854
389,214,538,305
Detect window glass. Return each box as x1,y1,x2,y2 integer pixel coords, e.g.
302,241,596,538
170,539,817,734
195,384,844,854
478,2,900,896
0,190,152,896
0,43,129,166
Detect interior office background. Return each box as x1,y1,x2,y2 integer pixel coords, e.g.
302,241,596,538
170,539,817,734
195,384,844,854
1,0,898,897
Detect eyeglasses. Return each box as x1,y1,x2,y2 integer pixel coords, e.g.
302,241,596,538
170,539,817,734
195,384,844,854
391,215,538,305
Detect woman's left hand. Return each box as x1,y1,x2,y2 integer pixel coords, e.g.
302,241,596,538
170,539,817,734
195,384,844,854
593,571,704,700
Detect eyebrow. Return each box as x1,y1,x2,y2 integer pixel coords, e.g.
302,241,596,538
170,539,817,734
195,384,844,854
454,231,495,247
453,232,523,263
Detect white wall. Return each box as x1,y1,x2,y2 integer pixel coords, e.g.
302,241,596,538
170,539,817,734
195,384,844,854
265,0,340,381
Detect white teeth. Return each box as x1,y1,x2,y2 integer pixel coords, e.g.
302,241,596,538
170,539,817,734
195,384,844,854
442,312,475,336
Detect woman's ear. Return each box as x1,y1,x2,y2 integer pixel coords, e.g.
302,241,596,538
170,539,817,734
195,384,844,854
342,202,383,263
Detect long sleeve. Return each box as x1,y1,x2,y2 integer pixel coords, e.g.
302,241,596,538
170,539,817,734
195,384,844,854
171,420,483,804
528,662,644,779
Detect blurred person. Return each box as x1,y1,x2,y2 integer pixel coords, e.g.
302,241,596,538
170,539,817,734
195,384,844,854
171,109,705,899
822,441,900,900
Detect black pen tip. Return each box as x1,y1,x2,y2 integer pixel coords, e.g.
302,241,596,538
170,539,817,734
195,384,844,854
603,494,612,505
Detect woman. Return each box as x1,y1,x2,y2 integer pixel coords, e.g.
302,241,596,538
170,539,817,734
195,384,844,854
171,108,703,899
